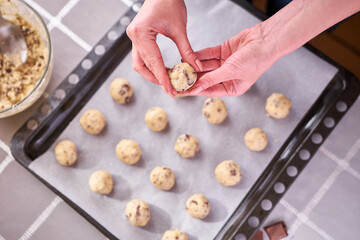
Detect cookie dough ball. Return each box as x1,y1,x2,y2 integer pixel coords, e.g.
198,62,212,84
168,63,197,92
186,194,210,219
109,78,133,104
174,134,200,158
215,160,242,186
125,199,150,227
150,166,175,191
244,128,268,151
162,229,188,240
116,139,141,165
89,170,113,195
145,107,168,132
79,109,106,135
265,93,291,119
54,140,77,166
202,97,228,124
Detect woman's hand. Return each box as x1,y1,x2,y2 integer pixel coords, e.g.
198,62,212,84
126,0,202,97
183,24,277,97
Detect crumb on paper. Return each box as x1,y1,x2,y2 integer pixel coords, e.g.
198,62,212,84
0,9,47,111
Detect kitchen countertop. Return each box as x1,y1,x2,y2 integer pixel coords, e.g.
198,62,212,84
0,0,359,239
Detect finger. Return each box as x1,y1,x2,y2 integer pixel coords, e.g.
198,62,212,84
135,39,177,97
174,33,203,72
200,59,221,72
195,45,221,60
185,80,249,97
189,64,235,94
132,45,160,85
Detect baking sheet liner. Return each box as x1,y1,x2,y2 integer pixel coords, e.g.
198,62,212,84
29,0,338,239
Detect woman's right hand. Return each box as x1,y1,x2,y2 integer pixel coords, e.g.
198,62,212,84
183,24,278,97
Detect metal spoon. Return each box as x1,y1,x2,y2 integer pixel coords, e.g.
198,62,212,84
0,11,27,66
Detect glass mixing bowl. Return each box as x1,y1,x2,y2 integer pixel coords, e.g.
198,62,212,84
0,0,53,118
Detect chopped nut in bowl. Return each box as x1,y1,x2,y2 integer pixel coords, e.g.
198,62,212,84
0,0,53,118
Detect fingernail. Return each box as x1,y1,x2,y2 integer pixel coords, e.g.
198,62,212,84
195,59,203,72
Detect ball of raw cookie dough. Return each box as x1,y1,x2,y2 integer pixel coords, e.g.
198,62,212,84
168,63,197,92
109,78,133,104
145,107,168,132
162,229,188,240
89,170,113,195
265,93,291,119
150,166,175,191
202,97,228,124
54,140,77,166
125,199,150,227
116,139,141,165
215,160,242,186
244,128,268,151
79,109,106,135
174,134,200,158
186,194,210,219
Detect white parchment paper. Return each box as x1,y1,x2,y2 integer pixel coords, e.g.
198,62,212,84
29,0,338,239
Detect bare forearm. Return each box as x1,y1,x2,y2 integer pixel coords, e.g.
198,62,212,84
261,0,360,60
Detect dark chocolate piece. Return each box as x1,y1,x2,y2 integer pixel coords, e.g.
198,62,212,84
264,221,288,240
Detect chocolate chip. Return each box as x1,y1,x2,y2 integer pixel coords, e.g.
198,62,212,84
125,96,130,102
185,134,190,139
210,97,215,102
191,200,198,205
217,108,222,112
204,112,210,118
119,90,126,95
5,68,11,73
230,169,236,176
14,88,21,94
122,84,130,91
136,205,141,216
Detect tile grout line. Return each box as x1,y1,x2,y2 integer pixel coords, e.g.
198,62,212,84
320,146,360,181
119,0,134,8
23,0,91,52
290,138,360,235
18,196,63,240
280,199,334,240
0,139,14,158
0,156,13,175
47,0,80,31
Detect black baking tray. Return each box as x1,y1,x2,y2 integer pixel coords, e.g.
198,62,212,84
11,0,360,239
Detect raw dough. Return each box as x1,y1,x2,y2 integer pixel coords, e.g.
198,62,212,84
244,128,268,151
54,140,77,166
215,160,242,186
88,170,113,195
145,107,168,132
116,139,141,165
186,194,210,219
109,78,133,104
125,199,150,227
174,134,200,158
202,97,228,124
265,93,291,119
162,229,188,240
168,63,197,92
79,109,106,135
150,166,175,191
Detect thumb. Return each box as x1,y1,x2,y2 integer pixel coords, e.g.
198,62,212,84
173,33,203,72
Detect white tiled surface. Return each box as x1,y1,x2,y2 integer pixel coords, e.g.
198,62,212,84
0,0,359,239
